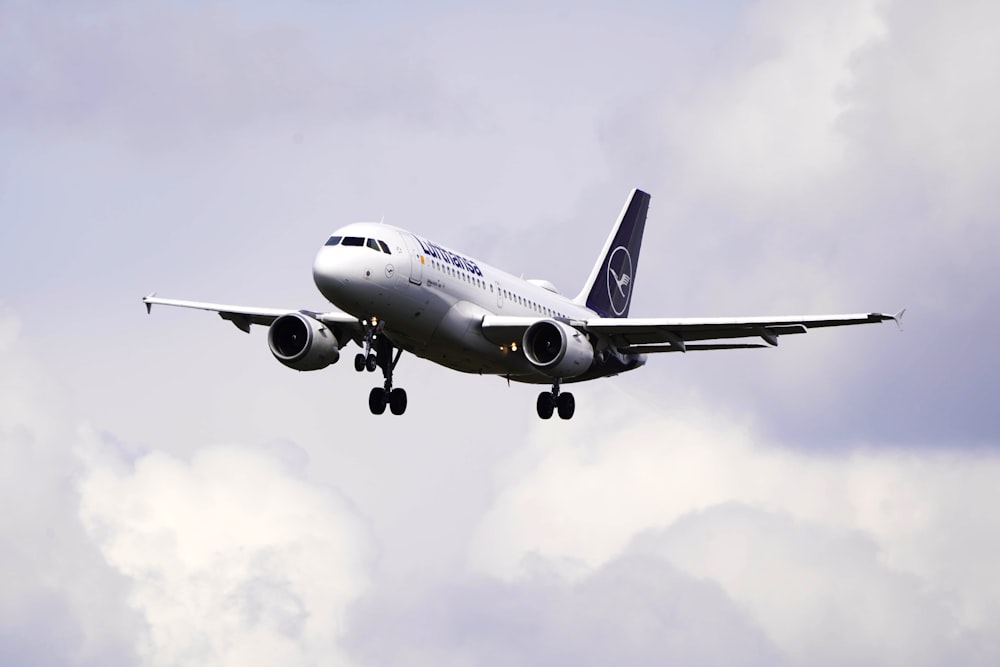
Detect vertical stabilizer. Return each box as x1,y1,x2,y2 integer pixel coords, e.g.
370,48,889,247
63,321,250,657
574,189,650,318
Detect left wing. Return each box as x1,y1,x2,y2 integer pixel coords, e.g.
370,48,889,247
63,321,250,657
481,310,903,353
142,293,364,340
581,311,903,353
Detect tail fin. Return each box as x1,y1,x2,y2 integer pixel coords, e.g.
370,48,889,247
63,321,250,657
574,188,650,318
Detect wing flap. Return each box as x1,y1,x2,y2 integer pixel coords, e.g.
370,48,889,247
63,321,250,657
621,343,770,353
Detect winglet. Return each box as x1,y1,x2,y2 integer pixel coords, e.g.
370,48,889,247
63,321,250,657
891,308,906,331
144,292,157,314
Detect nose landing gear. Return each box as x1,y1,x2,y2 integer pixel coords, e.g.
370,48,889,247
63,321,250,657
355,320,380,373
537,379,574,420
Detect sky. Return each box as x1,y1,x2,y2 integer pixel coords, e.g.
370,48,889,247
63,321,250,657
1,0,999,664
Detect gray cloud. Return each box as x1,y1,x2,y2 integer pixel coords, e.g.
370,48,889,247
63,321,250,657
465,394,1000,663
629,503,981,667
346,556,782,667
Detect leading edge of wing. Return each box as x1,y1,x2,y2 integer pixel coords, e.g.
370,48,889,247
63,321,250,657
142,293,360,334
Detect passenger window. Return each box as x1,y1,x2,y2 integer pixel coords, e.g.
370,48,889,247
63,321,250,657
325,236,342,246
342,236,364,247
378,240,391,254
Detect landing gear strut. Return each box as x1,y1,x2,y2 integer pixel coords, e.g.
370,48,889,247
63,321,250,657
537,379,574,420
354,320,379,373
367,332,407,416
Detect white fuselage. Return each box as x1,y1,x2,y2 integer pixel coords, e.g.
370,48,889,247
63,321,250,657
311,222,639,383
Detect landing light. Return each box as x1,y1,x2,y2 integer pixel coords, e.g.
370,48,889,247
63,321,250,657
511,342,518,352
370,316,378,325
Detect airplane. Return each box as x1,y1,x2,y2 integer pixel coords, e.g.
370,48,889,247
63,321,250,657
143,189,902,419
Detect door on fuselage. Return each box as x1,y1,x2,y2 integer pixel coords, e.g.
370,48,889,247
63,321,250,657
402,233,424,285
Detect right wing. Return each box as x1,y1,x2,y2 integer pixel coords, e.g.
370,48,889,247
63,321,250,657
142,293,364,341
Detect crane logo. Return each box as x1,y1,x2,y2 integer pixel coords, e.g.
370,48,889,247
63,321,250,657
606,246,633,316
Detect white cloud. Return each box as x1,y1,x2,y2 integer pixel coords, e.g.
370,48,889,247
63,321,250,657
1,307,377,666
661,0,887,198
0,309,138,666
77,438,374,667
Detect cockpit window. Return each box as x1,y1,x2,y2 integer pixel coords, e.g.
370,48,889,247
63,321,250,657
377,240,391,254
325,236,342,246
366,238,381,252
341,236,364,246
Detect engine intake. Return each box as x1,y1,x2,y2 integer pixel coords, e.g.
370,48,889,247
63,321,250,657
268,312,340,371
522,320,594,378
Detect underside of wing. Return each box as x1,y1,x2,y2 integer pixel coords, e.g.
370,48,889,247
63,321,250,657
479,315,542,347
584,312,901,353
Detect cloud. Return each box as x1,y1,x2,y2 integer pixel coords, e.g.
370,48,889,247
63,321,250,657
631,505,969,667
467,393,1000,664
1,307,375,666
346,555,783,667
662,0,888,197
0,309,139,667
77,439,375,667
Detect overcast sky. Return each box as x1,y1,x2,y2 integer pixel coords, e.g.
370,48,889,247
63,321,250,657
2,0,999,665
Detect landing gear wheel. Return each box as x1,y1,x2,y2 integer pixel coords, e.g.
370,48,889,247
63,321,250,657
368,387,387,415
354,353,366,372
536,392,555,420
557,392,575,420
389,388,408,415
365,353,378,372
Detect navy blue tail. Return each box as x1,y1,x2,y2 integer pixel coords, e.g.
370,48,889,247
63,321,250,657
575,189,650,318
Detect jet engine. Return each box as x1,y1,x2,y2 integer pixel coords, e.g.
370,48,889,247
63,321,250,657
522,320,594,378
267,312,340,371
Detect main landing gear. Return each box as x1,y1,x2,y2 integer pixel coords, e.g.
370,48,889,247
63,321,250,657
354,321,407,415
537,379,575,420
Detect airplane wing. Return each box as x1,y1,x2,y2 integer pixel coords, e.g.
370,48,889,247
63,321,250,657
481,310,903,353
142,293,364,339
581,311,903,353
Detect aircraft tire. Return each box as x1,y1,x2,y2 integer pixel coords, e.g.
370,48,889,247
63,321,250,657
369,387,387,415
354,353,366,372
389,388,407,415
365,353,378,372
557,392,575,420
536,392,555,419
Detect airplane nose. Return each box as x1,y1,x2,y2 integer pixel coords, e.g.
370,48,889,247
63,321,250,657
312,247,342,294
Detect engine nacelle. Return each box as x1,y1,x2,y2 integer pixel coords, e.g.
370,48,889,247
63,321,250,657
268,312,340,371
522,320,594,378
